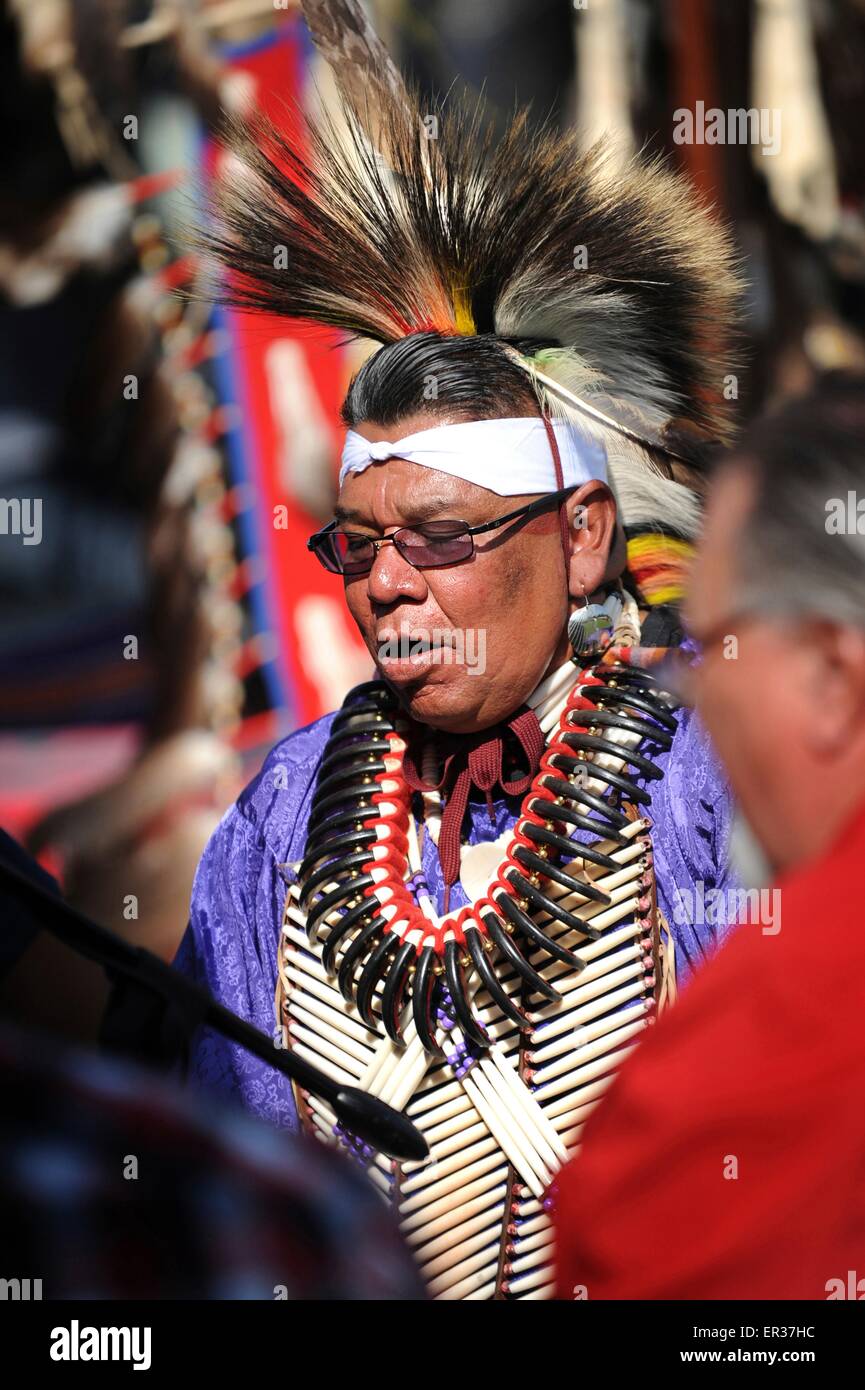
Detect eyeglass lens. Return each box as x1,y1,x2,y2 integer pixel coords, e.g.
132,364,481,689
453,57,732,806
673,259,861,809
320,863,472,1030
328,522,473,574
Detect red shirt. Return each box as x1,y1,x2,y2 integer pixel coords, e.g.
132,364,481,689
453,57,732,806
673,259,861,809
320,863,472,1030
554,800,865,1300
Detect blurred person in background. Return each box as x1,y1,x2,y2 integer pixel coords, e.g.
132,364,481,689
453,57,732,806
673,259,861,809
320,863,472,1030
554,372,865,1300
0,0,255,1009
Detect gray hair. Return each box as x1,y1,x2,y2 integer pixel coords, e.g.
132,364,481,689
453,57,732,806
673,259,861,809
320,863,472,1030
731,373,865,629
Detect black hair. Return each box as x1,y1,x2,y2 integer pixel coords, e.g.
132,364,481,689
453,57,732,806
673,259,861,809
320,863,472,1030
339,332,544,428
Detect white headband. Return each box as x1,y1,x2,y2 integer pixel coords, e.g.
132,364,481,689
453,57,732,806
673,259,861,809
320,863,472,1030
339,417,607,496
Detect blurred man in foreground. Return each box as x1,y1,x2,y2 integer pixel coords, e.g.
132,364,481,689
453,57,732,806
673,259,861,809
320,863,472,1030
0,829,424,1300
554,373,865,1300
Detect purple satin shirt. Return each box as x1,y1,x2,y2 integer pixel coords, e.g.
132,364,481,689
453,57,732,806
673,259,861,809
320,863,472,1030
174,703,738,1130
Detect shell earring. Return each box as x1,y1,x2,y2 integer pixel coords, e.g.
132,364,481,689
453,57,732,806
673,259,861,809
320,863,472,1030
567,590,614,656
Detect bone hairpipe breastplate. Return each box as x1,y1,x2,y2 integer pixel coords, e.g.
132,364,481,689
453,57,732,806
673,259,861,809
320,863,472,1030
276,668,677,1299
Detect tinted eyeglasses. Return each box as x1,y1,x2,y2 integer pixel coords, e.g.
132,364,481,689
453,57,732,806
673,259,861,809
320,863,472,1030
308,487,577,576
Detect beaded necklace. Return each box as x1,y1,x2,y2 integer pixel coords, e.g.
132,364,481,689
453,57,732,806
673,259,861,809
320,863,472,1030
292,638,677,1053
279,643,679,1299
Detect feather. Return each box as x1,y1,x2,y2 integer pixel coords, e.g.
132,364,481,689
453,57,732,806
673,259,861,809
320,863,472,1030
301,0,413,163
205,7,743,450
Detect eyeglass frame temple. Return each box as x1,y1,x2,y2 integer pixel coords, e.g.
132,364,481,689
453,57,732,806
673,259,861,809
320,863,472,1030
307,485,578,560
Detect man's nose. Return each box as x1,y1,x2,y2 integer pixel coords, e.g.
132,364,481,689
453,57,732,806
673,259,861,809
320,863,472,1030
365,540,428,605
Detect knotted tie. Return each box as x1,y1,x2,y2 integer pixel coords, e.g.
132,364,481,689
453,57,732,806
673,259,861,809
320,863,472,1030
403,708,545,913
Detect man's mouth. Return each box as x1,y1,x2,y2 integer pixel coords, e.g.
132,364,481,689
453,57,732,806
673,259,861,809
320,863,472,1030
376,631,451,653
375,628,455,678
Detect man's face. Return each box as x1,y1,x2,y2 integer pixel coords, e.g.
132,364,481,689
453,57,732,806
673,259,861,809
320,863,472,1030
336,413,571,732
684,461,808,870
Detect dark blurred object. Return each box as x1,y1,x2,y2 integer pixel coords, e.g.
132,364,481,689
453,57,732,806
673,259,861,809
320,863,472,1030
0,0,248,967
0,826,109,1043
0,1017,425,1299
0,826,60,977
388,0,576,132
0,844,428,1162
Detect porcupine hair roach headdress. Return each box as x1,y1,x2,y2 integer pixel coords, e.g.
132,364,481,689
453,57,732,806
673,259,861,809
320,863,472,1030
207,0,743,608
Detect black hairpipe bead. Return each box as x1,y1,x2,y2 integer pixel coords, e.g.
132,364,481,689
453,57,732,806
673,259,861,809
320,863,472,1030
356,933,402,1028
318,739,386,772
381,938,418,1045
504,869,606,939
591,667,659,692
412,946,441,1054
443,939,489,1051
556,750,650,806
560,733,663,780
521,821,620,872
526,797,630,845
525,898,602,946
317,738,394,780
318,755,389,789
302,814,378,860
540,774,630,827
303,804,380,844
464,925,526,1027
332,695,392,717
573,760,652,806
587,683,679,732
337,914,386,1000
306,874,376,937
330,699,386,722
299,829,377,881
604,674,679,712
332,688,395,723
325,712,390,744
322,725,394,752
480,910,561,1001
569,707,673,749
495,885,586,966
307,782,371,829
569,706,649,738
321,895,377,975
312,760,387,804
299,848,373,909
340,679,397,704
511,844,613,904
307,781,382,832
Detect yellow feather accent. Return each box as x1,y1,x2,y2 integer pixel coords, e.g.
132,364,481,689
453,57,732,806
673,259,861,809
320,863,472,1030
627,535,694,564
644,583,685,606
626,533,695,606
452,284,476,335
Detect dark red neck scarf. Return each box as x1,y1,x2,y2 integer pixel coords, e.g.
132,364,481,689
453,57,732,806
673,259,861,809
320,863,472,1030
400,413,566,912
402,708,545,913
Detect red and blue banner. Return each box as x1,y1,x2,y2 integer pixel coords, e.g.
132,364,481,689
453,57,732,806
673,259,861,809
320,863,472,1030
206,18,372,736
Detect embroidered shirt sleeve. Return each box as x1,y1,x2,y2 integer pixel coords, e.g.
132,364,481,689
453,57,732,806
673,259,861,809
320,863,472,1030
173,714,336,1127
647,707,740,983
